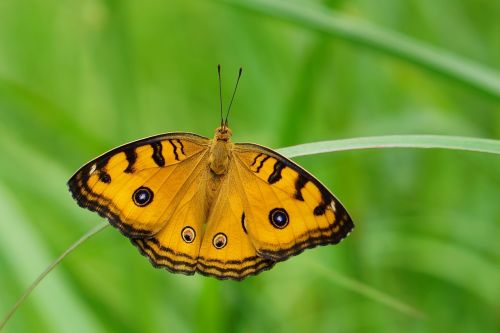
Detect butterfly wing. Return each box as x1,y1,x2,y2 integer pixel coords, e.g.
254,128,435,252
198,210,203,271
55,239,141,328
195,165,275,280
131,164,209,275
232,143,354,261
68,133,210,238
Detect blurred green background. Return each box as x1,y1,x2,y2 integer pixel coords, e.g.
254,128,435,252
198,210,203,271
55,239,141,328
0,0,499,332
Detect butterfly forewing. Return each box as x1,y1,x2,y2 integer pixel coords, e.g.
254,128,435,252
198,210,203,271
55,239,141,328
233,143,354,261
68,133,210,238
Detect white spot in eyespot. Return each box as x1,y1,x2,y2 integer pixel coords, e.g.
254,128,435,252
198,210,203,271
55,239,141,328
89,164,97,175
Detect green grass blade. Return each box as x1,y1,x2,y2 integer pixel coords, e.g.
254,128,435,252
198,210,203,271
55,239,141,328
277,135,500,158
221,0,500,98
0,222,109,331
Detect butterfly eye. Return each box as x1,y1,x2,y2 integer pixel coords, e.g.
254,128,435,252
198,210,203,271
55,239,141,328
269,208,289,229
212,233,227,249
132,187,154,207
181,226,196,243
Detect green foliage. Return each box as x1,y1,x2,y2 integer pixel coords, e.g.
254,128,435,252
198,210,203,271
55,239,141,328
0,0,499,332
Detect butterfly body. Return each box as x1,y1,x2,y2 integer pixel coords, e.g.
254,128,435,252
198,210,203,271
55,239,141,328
209,126,233,175
69,126,354,280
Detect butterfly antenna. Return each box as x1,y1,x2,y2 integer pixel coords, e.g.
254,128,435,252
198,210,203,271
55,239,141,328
218,64,224,127
224,67,242,127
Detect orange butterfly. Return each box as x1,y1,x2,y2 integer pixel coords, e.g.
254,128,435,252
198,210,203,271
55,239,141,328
68,67,354,280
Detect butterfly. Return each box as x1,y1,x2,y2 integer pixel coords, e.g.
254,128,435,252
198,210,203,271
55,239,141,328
68,67,354,280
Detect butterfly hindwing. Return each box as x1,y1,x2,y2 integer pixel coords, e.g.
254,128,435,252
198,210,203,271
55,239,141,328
195,166,275,280
233,143,354,261
131,163,208,275
68,133,210,238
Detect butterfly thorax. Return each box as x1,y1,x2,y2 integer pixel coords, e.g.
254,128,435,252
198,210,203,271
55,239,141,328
209,126,233,175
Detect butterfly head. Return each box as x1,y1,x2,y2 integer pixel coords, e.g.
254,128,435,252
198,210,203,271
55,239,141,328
214,125,232,142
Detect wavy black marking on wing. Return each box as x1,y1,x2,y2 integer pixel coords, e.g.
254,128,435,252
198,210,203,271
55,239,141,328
294,175,308,201
177,139,185,156
124,149,137,173
254,156,270,173
267,160,285,184
151,142,165,167
169,140,179,161
250,153,263,167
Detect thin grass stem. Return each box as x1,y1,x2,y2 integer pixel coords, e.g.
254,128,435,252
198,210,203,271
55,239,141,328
0,222,108,330
307,260,426,318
